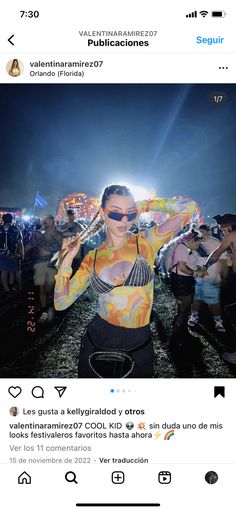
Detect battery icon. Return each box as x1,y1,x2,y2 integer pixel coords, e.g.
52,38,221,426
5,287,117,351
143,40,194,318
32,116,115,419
211,11,227,17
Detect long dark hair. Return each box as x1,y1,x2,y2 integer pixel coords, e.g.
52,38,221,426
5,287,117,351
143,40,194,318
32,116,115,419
11,59,20,71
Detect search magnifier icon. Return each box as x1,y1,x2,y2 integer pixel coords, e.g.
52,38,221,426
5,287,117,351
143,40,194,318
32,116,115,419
65,471,78,484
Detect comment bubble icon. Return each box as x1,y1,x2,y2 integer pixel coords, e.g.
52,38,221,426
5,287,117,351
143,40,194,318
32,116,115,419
31,386,44,398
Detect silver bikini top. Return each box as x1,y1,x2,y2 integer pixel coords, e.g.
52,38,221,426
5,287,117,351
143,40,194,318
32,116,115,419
90,236,153,294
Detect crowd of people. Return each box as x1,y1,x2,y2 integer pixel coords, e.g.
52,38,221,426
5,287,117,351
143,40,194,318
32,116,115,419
0,209,103,322
0,195,236,374
163,214,236,365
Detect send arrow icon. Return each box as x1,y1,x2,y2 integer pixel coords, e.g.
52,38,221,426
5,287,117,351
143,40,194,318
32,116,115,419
54,386,67,398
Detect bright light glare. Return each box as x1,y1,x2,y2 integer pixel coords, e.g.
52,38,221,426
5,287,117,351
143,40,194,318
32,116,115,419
22,215,30,221
118,181,152,201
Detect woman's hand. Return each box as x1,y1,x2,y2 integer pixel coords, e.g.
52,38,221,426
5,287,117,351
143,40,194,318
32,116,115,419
58,234,81,269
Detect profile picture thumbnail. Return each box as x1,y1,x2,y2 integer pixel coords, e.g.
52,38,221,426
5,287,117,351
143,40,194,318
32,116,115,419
9,406,20,417
6,59,24,77
205,471,218,484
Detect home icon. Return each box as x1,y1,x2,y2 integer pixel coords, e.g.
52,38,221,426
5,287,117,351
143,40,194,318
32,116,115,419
18,472,31,484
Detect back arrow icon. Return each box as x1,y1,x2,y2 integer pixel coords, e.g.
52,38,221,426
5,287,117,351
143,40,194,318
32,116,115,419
8,35,15,46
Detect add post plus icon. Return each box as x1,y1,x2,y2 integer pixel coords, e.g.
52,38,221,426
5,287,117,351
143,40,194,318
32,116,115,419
112,471,125,484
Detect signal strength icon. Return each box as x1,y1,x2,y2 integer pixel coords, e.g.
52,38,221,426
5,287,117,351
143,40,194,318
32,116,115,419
200,10,209,17
186,10,197,18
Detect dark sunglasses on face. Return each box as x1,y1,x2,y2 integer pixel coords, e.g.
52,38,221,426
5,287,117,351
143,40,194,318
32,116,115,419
103,208,138,222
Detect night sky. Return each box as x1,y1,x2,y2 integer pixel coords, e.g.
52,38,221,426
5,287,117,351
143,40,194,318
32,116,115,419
0,83,235,217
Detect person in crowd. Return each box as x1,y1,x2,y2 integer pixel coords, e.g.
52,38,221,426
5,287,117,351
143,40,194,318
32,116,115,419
57,209,84,272
170,230,207,345
212,223,223,241
0,213,24,293
204,215,236,281
204,214,236,363
188,224,226,333
54,184,198,378
30,215,63,323
57,209,83,236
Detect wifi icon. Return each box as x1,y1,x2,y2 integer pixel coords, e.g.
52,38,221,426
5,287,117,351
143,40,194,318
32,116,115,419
200,10,209,17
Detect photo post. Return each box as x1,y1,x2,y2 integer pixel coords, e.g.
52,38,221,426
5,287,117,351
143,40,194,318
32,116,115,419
0,1,235,510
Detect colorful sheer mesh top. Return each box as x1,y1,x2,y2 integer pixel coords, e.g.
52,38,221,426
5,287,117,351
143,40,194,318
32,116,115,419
54,198,198,328
90,236,153,294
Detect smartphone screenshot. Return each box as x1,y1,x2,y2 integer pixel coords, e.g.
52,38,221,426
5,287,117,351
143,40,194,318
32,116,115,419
0,1,235,510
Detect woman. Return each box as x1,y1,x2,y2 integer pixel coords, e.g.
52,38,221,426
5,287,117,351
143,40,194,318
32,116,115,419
170,230,207,346
9,59,21,77
188,224,226,333
54,185,198,378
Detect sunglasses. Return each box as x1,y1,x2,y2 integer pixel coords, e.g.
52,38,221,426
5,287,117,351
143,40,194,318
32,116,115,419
104,208,138,222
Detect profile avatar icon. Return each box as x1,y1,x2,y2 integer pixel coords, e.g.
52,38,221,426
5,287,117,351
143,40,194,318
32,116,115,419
205,471,218,484
7,59,24,77
10,406,20,417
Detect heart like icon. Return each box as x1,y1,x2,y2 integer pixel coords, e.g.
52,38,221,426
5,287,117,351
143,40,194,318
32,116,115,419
8,386,22,398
